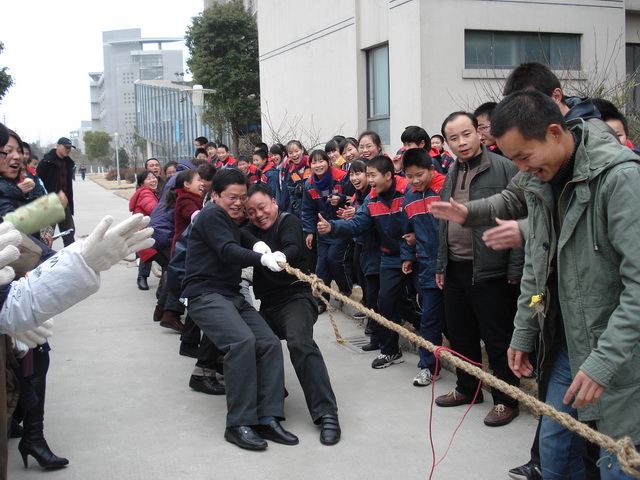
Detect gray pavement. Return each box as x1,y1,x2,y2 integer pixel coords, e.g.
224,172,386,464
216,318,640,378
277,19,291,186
8,178,537,479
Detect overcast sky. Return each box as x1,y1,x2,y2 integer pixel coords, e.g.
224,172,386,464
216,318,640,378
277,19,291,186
1,0,204,146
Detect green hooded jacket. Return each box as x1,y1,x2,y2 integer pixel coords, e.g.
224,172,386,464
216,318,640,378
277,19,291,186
510,118,640,443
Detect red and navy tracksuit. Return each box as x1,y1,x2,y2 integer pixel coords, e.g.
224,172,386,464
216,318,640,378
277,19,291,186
401,172,446,374
216,156,238,169
302,167,355,299
329,176,421,355
243,164,267,184
283,157,312,218
261,161,281,204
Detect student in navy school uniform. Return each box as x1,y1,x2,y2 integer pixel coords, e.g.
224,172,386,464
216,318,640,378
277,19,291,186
302,150,354,313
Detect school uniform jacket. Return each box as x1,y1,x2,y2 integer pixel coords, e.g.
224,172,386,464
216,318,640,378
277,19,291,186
302,167,353,244
400,172,446,289
328,176,410,268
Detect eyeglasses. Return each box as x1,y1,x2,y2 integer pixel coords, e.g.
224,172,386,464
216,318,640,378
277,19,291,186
0,152,7,158
221,193,248,203
477,124,491,132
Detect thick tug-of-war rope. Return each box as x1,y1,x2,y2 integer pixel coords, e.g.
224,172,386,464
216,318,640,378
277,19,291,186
279,261,640,478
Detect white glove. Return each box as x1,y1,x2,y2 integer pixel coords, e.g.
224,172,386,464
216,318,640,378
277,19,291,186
12,319,54,349
260,251,286,272
252,241,272,255
0,222,22,286
81,214,155,272
13,339,29,358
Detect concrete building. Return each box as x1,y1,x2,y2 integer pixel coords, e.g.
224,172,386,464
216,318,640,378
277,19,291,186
69,120,93,152
134,80,212,162
89,28,184,148
257,0,640,150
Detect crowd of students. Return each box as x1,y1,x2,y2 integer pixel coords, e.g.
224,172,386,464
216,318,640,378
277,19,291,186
127,61,640,479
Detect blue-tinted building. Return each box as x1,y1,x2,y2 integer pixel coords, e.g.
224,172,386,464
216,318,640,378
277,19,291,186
135,80,211,162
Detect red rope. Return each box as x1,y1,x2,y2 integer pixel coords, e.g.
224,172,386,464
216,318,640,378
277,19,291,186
428,346,485,480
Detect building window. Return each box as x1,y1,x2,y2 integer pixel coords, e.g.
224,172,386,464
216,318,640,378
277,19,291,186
366,44,390,144
465,30,580,70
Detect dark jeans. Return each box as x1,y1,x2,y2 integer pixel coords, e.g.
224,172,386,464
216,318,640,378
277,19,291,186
363,273,380,344
260,292,338,423
418,288,445,373
443,260,519,407
378,265,422,356
188,292,285,426
58,206,75,247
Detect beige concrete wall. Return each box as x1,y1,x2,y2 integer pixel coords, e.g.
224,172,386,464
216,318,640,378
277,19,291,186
258,0,627,150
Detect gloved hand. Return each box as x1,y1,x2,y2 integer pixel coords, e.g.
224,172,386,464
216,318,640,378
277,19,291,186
260,251,286,272
0,222,22,286
81,214,155,272
252,241,271,255
12,319,54,349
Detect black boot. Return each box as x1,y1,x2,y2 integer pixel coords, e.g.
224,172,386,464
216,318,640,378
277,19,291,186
137,275,149,290
18,349,68,469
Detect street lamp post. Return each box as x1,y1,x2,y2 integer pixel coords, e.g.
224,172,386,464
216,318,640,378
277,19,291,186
114,132,121,185
192,84,204,136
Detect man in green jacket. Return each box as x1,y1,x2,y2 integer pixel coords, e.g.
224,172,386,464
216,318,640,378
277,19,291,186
492,89,640,480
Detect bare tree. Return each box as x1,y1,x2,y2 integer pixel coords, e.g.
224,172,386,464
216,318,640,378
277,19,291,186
261,101,345,151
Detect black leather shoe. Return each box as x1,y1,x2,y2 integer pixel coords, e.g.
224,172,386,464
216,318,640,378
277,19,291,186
179,343,198,358
189,375,225,395
224,426,267,451
361,341,380,352
254,420,299,445
318,303,327,315
319,414,341,446
137,276,149,290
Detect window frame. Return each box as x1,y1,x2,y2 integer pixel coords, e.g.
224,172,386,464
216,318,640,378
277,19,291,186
465,30,581,71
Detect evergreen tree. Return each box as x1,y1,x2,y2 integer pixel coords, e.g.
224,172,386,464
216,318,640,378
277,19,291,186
185,0,260,154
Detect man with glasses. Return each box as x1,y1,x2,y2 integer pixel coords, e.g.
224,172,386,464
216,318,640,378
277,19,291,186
183,168,299,451
37,137,76,246
474,102,502,156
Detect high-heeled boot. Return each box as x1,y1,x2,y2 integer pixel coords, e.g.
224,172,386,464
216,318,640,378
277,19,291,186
18,349,68,469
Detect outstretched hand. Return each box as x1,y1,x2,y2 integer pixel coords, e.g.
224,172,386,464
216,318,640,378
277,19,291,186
428,198,469,224
482,218,523,250
81,214,155,272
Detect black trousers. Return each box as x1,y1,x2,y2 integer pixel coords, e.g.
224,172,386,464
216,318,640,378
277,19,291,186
443,260,519,407
57,206,75,247
378,265,421,356
260,292,338,423
188,292,285,426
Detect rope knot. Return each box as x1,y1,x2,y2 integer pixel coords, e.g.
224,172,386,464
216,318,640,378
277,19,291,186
615,437,640,477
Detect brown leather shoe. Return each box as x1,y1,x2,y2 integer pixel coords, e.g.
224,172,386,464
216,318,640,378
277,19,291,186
153,304,165,322
483,404,519,427
435,390,483,407
159,311,184,333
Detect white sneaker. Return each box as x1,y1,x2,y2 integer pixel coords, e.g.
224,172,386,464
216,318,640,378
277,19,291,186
413,368,439,387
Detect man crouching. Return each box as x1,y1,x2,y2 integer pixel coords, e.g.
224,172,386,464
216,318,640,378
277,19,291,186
182,169,298,450
243,183,341,445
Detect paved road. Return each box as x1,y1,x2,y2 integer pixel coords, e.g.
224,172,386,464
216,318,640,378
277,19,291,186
8,179,537,479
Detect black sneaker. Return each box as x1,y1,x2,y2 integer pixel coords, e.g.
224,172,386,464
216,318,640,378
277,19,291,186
371,352,404,369
508,461,542,480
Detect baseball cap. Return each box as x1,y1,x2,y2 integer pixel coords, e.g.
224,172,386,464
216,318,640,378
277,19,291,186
57,137,76,148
